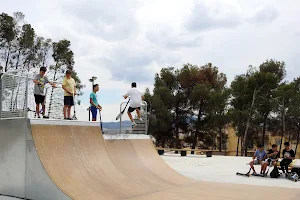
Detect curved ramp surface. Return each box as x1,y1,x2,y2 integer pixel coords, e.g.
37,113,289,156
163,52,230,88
0,119,299,200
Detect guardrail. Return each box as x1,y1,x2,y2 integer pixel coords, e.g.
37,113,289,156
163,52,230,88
119,101,148,135
0,71,64,119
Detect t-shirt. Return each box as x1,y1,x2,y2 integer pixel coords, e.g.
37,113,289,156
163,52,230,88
125,88,143,108
90,92,98,107
282,149,295,158
34,74,49,96
62,77,76,97
267,149,280,159
254,150,267,161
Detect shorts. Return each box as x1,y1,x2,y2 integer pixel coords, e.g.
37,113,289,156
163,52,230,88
34,95,45,104
264,159,275,166
91,106,98,119
64,96,74,106
253,159,265,165
128,106,140,113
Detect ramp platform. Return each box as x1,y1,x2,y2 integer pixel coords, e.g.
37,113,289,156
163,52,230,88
0,119,299,200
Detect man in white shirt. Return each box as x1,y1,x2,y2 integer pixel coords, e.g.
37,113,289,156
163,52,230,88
123,82,144,126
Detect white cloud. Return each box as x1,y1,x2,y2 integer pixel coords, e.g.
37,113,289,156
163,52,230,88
1,0,300,122
145,26,203,48
185,0,244,32
247,5,279,25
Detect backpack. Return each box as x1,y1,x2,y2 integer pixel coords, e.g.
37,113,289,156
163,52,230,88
270,166,279,178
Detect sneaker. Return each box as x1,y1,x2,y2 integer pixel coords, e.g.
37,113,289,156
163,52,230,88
43,116,49,119
252,172,257,175
139,118,143,122
132,121,137,127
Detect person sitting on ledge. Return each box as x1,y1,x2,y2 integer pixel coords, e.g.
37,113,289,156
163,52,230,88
249,144,267,175
261,144,280,174
280,142,295,177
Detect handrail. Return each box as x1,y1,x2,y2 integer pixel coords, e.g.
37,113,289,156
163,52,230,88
119,100,148,134
1,71,64,120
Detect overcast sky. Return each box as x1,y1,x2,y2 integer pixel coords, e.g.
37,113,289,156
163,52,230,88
1,0,300,122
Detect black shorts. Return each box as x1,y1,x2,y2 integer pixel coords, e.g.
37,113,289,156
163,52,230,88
128,106,140,113
34,95,45,104
64,96,74,106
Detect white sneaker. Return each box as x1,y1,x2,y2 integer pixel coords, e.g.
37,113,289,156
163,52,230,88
132,121,137,127
139,118,143,122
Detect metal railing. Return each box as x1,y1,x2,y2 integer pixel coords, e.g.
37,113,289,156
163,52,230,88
0,71,64,119
119,101,148,135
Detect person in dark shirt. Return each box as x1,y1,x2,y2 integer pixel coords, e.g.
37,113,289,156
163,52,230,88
261,144,280,174
280,142,295,176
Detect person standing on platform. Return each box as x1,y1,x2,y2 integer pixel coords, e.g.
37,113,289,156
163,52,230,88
90,84,102,121
62,70,76,120
33,67,56,118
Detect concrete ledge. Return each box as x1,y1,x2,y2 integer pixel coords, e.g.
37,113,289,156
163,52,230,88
103,134,150,140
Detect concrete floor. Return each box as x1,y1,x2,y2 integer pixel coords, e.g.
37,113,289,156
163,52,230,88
0,154,299,199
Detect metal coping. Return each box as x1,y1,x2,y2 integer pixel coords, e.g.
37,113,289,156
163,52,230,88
103,134,150,140
29,118,101,126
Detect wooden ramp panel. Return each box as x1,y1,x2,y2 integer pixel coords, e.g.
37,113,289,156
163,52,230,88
129,139,195,185
105,138,180,190
30,120,300,200
31,123,153,200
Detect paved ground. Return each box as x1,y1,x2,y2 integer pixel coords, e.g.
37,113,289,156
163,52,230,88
1,154,299,199
162,153,300,189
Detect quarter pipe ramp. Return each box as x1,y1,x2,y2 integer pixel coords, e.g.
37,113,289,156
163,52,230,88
0,118,299,200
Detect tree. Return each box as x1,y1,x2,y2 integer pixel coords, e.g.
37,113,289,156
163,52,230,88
178,63,227,149
0,13,16,72
255,60,286,145
151,67,188,148
284,78,300,154
47,39,75,117
209,87,231,151
0,11,84,119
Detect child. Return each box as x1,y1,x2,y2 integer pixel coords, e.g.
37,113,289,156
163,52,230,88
33,67,56,118
280,142,295,176
62,70,76,120
248,144,267,175
90,84,102,121
123,82,144,126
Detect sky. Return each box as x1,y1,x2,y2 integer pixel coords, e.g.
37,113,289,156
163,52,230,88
1,0,300,122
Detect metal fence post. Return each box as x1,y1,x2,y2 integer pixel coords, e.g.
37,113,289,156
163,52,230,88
119,102,122,134
143,101,148,135
24,73,29,118
0,73,3,119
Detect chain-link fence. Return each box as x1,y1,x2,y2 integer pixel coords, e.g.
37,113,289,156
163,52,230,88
0,71,64,119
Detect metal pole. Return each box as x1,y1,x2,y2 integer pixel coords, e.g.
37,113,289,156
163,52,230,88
0,73,3,119
144,101,148,135
24,74,29,118
120,102,123,134
88,78,95,121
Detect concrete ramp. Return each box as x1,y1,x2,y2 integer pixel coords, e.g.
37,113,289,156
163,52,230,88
0,119,300,200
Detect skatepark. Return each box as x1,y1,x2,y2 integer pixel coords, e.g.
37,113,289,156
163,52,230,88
1,72,300,200
0,118,299,200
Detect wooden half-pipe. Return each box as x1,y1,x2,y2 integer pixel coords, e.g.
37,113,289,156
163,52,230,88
0,118,299,200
